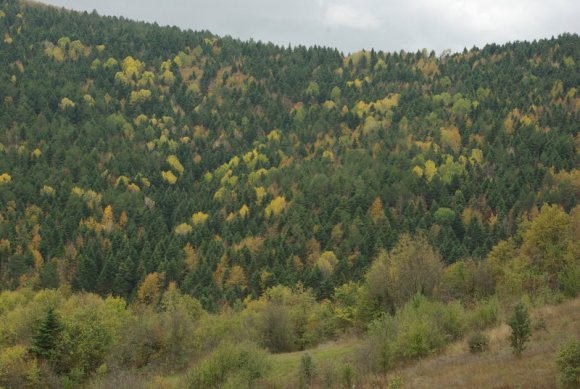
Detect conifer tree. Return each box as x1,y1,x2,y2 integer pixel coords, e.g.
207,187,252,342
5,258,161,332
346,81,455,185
30,308,62,360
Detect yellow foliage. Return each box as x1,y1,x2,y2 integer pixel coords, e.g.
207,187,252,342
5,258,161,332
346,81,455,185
239,204,250,218
470,148,484,164
0,173,12,184
129,89,152,105
136,272,164,305
118,211,128,227
424,160,437,182
40,185,55,196
503,114,515,134
127,183,140,192
102,205,114,233
0,344,40,388
440,126,462,153
315,251,339,278
323,100,336,109
121,56,144,78
45,46,65,62
322,150,334,161
161,170,177,184
174,223,193,235
161,70,176,86
255,186,267,204
0,239,10,252
369,197,386,223
114,175,130,187
59,97,75,110
233,236,265,253
461,207,483,226
412,166,424,177
191,212,209,225
166,155,184,175
225,265,247,289
83,94,95,106
374,94,400,112
267,129,281,142
264,196,287,218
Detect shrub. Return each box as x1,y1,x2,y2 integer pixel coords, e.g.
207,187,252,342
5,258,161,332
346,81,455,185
507,302,531,357
468,332,489,353
556,339,580,389
468,297,500,330
340,363,356,389
186,342,270,389
299,353,316,388
0,345,40,389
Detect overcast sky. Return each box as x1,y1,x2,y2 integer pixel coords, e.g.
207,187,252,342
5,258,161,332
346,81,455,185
41,0,579,54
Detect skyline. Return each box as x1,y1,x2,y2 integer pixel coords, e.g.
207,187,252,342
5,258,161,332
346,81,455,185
37,1,580,54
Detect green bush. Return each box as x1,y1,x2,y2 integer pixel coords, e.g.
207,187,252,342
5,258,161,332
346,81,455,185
507,302,531,357
559,265,580,298
467,332,489,353
186,342,270,389
468,297,500,331
299,353,316,388
556,339,580,389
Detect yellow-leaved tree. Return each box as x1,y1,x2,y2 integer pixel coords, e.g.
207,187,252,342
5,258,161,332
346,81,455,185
166,155,184,175
265,196,287,218
161,170,177,184
191,212,209,225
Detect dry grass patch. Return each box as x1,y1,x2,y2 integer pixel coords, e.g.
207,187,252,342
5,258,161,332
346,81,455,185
385,297,579,389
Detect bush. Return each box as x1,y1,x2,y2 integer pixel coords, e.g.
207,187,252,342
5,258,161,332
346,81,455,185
0,345,40,389
299,353,316,388
556,339,580,389
186,342,270,389
467,332,489,353
468,297,500,331
507,302,531,357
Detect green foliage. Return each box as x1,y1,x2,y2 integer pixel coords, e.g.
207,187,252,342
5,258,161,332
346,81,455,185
299,353,316,388
30,308,61,360
0,345,40,389
185,342,270,389
507,302,532,356
556,339,580,389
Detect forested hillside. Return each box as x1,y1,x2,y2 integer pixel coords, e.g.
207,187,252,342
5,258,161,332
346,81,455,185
0,1,579,388
1,1,578,309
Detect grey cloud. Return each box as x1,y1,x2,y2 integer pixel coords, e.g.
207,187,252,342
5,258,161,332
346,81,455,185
41,0,580,53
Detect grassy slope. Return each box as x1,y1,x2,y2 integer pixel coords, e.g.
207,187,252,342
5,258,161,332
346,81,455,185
387,297,580,389
163,298,578,388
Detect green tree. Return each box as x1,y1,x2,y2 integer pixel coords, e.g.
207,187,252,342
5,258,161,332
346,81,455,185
30,308,61,360
507,302,531,357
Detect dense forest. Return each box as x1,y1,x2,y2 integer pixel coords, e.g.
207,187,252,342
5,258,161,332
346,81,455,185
0,1,578,388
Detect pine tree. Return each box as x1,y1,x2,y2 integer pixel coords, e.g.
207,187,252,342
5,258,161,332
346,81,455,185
30,308,62,360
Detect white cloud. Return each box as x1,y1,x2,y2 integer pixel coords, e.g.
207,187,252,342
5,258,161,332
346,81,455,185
41,0,580,53
322,2,380,31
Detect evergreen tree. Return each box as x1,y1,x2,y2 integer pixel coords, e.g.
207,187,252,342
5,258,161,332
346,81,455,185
30,308,62,360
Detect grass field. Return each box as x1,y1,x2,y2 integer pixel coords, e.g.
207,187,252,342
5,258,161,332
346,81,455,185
161,297,579,388
385,297,580,389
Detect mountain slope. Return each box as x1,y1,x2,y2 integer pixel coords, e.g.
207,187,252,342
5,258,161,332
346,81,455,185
0,1,579,309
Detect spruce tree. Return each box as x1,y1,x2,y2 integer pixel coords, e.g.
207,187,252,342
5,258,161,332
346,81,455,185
31,308,62,360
